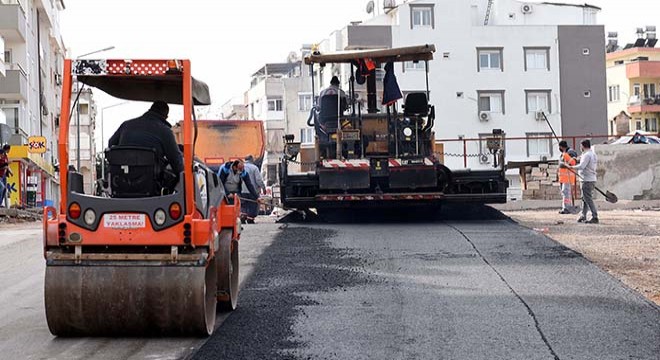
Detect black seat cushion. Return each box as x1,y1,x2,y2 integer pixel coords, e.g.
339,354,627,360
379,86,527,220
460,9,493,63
106,146,163,198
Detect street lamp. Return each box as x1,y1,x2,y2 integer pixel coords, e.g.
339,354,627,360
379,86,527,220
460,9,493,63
74,46,115,170
99,101,128,178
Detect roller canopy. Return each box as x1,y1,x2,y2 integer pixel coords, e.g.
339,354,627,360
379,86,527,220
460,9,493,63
78,75,211,105
304,44,435,65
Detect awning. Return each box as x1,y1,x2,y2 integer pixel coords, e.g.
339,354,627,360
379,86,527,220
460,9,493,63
304,44,435,65
8,145,56,177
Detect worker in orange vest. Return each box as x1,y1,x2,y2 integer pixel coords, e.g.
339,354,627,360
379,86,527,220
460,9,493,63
558,140,577,214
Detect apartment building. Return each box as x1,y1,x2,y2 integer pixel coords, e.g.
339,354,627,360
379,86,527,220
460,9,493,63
244,47,313,184
68,86,96,194
606,28,660,135
0,0,65,207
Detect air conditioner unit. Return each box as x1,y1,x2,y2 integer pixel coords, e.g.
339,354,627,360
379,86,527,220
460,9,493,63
383,0,396,10
521,4,533,14
540,155,549,162
479,154,491,164
535,111,545,121
479,111,491,122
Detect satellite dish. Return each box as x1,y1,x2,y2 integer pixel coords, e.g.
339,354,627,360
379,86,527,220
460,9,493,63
287,51,298,63
366,0,375,14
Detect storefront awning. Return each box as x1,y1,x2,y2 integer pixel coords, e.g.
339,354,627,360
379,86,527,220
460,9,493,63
8,145,56,178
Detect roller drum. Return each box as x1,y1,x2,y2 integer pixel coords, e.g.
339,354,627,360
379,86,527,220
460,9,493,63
45,261,217,336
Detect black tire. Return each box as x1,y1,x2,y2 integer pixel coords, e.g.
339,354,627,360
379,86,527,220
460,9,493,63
217,230,239,311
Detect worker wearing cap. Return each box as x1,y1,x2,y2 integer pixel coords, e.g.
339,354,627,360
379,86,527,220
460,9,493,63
558,140,577,214
561,139,599,224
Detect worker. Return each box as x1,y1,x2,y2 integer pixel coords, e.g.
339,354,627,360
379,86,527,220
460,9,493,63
557,140,577,214
108,101,183,186
242,155,265,224
319,75,347,102
0,144,12,208
218,159,259,208
561,139,598,224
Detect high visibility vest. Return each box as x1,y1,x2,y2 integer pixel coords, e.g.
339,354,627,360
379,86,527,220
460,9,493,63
558,152,576,184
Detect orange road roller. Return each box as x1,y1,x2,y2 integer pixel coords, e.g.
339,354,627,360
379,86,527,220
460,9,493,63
42,59,241,336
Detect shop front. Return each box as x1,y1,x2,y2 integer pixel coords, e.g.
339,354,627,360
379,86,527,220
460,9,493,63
6,145,57,208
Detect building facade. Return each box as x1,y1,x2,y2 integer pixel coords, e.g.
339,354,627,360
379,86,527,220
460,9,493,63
0,0,65,207
68,85,96,194
606,32,660,136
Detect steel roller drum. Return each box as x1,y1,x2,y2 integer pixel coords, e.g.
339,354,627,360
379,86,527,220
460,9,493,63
44,260,217,336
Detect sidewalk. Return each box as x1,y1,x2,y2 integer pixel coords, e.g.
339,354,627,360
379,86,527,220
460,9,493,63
492,199,660,212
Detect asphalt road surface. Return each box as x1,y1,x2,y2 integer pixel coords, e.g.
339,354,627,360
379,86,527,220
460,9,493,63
1,205,659,360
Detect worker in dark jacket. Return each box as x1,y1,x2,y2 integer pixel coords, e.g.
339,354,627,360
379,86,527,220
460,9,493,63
218,160,259,208
108,101,183,177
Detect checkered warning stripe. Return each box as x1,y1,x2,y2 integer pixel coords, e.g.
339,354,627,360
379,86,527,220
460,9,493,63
321,159,370,168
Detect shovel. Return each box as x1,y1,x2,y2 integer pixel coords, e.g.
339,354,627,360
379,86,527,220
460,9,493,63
541,112,619,204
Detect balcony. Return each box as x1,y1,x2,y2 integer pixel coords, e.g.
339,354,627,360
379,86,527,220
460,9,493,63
626,61,660,79
345,25,392,50
0,68,28,100
628,95,660,114
0,4,27,42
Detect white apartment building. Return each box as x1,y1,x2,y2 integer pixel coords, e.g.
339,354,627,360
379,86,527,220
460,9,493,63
0,0,65,207
302,0,607,198
244,48,314,184
68,86,96,194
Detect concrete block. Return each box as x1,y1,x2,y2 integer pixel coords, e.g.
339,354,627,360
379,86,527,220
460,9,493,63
527,181,540,190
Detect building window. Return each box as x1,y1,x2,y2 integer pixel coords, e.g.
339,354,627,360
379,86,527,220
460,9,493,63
478,48,503,71
643,83,656,98
404,61,426,71
635,119,643,130
526,133,552,157
524,48,549,71
410,5,434,29
298,93,312,112
478,91,504,113
633,83,641,97
526,90,551,113
3,49,11,63
267,98,283,111
645,118,658,132
608,85,620,102
300,128,315,144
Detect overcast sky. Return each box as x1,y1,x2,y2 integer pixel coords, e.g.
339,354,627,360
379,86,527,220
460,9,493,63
59,0,659,149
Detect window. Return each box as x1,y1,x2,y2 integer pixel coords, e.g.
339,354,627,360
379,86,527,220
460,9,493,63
267,98,283,111
300,128,315,144
526,91,551,113
478,91,504,113
524,48,549,71
526,133,552,157
404,61,426,71
79,103,89,115
633,83,641,97
478,48,503,71
642,83,657,98
298,93,312,112
635,119,643,130
3,50,11,63
410,5,434,29
608,85,620,102
645,118,658,132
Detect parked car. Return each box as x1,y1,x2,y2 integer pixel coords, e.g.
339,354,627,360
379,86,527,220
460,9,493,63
610,131,660,145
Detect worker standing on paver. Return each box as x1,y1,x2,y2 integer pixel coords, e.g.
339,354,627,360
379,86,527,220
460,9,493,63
242,155,265,224
562,139,599,224
558,141,578,214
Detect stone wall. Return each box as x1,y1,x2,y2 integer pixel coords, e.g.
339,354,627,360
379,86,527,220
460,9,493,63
595,144,660,200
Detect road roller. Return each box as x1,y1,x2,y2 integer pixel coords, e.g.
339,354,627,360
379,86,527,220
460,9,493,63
42,59,241,336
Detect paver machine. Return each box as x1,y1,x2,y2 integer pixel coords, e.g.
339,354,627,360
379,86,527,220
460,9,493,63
42,59,241,336
280,45,507,212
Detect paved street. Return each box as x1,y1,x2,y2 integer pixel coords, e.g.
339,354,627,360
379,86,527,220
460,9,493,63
1,206,659,359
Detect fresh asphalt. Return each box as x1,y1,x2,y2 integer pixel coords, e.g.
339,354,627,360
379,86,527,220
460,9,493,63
192,205,660,360
1,205,658,359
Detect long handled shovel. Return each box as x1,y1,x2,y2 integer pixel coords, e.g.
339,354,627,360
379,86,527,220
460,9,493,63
540,112,618,203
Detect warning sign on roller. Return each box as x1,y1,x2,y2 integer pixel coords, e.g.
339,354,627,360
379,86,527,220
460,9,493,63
104,214,146,229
